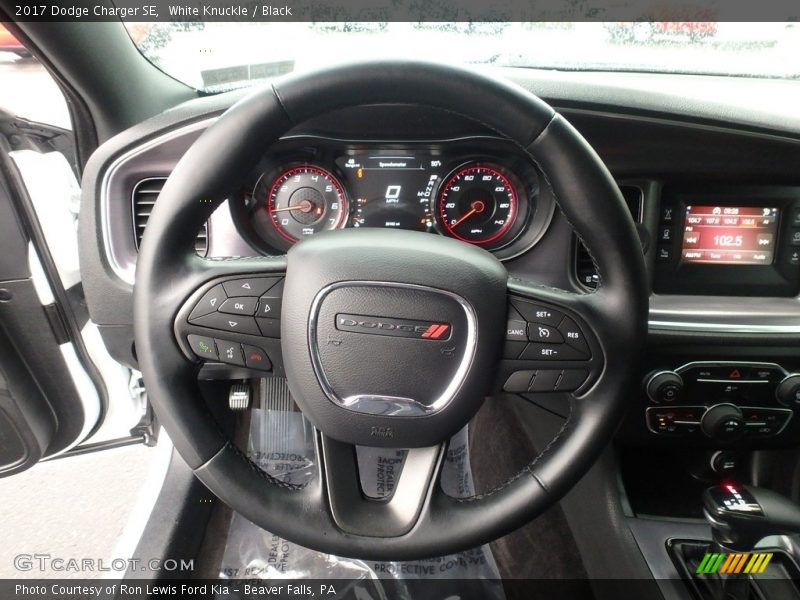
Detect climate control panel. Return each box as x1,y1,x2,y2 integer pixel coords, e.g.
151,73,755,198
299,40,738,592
642,362,798,443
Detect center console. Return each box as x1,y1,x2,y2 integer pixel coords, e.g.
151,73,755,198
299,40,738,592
644,362,799,444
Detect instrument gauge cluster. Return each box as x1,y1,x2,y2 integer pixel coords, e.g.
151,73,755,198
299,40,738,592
236,137,554,259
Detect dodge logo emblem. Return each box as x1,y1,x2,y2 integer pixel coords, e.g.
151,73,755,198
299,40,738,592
336,314,451,341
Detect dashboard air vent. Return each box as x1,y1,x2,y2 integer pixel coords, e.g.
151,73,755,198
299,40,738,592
575,185,643,289
132,178,208,256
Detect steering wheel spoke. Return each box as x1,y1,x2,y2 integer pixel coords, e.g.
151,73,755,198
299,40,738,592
319,434,445,537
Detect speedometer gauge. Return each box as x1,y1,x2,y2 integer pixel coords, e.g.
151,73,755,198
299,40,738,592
437,164,518,245
267,165,348,242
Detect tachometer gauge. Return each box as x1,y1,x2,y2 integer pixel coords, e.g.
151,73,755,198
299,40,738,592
267,165,348,242
437,164,518,245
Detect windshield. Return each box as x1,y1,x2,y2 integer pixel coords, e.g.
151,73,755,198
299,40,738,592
124,22,800,92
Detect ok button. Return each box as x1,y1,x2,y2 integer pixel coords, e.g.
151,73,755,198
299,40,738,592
218,297,258,316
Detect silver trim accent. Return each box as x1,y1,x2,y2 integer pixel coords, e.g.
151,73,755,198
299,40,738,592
100,118,217,285
307,281,477,417
649,319,800,334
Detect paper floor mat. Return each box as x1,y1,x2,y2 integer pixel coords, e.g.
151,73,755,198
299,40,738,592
219,407,504,599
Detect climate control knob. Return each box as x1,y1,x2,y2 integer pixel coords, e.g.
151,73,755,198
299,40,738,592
646,371,684,403
776,374,800,407
701,404,745,443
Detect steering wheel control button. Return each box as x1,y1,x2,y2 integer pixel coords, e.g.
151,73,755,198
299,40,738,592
191,312,260,336
222,277,281,297
503,370,536,392
527,323,563,344
257,297,282,317
521,342,587,361
187,335,217,360
557,316,590,356
243,344,272,371
256,317,281,338
503,340,527,359
506,319,528,342
529,369,561,392
218,297,258,316
188,284,226,321
510,299,563,326
215,339,245,366
557,369,589,392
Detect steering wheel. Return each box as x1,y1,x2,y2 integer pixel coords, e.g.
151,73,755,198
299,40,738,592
134,61,647,560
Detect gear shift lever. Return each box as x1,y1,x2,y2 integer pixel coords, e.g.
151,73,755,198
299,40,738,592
704,483,800,552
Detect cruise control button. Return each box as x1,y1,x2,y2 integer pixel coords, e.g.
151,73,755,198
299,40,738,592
257,297,282,318
510,300,563,326
191,312,260,336
188,285,226,321
243,344,272,371
218,297,258,316
215,339,245,366
527,323,564,344
505,320,528,342
557,316,591,357
222,277,281,297
557,369,589,392
187,335,217,359
529,369,561,392
503,340,527,359
503,370,536,392
256,317,281,338
520,343,588,361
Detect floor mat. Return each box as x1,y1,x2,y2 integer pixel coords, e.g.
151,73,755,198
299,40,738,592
219,406,504,599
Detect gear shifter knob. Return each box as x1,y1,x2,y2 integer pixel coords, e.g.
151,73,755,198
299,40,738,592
704,483,800,551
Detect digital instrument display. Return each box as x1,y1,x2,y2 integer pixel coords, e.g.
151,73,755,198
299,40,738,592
336,153,438,232
681,205,780,265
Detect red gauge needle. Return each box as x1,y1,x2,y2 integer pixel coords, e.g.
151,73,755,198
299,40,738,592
452,200,486,227
271,199,315,214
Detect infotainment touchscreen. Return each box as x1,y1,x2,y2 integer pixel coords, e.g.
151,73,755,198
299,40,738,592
680,205,780,265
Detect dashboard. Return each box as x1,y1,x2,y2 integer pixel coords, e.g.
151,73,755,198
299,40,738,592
78,69,800,459
233,136,553,259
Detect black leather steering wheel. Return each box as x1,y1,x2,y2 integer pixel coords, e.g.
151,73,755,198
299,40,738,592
133,60,647,560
